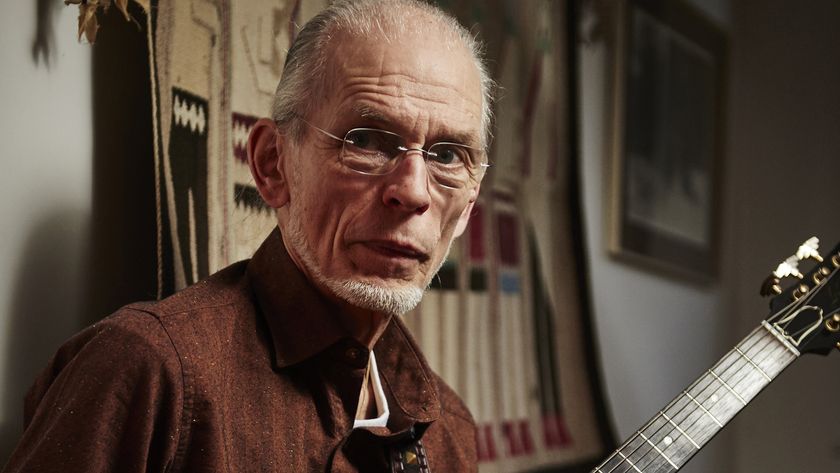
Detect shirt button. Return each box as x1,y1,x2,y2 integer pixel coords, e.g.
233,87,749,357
345,347,361,361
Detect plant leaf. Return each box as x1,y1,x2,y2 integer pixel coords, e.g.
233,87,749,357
66,0,149,44
114,0,131,21
77,3,100,43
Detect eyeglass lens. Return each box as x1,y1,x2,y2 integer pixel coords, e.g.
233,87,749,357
341,128,477,189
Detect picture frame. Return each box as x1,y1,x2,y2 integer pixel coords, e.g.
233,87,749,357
609,0,727,281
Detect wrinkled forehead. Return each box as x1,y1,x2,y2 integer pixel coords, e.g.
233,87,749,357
317,24,484,141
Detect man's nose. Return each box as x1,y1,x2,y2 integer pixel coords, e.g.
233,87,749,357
381,152,432,214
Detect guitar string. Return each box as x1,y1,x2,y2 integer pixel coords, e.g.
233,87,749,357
652,334,781,472
599,299,807,473
631,261,840,470
597,261,838,472
599,333,775,472
599,330,780,473
606,332,787,473
596,260,838,473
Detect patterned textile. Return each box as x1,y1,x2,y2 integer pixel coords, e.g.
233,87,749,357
149,0,310,293
404,1,614,471
147,1,612,471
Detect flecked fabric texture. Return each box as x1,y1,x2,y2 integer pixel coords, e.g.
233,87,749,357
3,229,477,472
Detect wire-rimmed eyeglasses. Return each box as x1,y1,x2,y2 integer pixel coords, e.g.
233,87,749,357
297,118,490,190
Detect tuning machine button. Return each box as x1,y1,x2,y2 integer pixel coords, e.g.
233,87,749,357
796,236,823,263
760,276,782,296
761,255,803,297
826,314,840,333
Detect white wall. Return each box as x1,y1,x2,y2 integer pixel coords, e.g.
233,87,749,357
579,1,732,472
0,3,92,463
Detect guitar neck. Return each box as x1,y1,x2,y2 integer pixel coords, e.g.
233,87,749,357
592,322,800,473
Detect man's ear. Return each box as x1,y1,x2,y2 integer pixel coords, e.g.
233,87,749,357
453,183,480,238
248,118,290,209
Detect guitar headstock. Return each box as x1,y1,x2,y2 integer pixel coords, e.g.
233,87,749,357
761,237,840,356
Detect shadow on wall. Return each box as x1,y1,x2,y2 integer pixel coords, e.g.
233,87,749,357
1,2,157,465
32,0,58,67
0,208,91,464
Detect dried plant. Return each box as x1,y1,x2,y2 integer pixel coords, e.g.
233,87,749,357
64,0,149,43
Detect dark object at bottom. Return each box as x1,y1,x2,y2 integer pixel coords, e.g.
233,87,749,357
389,439,430,473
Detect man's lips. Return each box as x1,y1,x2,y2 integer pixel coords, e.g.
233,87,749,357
362,240,430,262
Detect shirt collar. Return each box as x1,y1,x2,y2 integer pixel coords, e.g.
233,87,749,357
247,227,347,368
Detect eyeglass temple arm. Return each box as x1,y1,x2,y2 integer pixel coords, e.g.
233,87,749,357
296,115,349,144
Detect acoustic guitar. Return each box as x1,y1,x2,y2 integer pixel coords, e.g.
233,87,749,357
591,237,840,472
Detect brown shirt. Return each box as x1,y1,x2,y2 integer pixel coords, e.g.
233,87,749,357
2,230,477,472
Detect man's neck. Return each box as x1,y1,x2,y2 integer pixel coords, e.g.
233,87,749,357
337,302,391,349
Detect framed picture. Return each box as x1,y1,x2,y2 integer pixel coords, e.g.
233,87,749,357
609,0,727,281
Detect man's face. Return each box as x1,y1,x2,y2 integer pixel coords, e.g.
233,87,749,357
279,28,483,314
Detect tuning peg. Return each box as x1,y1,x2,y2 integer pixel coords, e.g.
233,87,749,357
760,275,782,296
796,236,823,263
825,314,840,332
760,255,804,297
759,238,828,298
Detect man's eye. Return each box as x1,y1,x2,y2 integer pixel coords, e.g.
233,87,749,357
429,145,467,165
346,130,375,150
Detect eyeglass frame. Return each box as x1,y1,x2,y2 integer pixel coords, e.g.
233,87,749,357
292,116,491,190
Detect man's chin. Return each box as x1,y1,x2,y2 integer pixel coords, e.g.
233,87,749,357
325,278,425,317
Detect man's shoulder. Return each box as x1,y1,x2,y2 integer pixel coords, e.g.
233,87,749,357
115,259,265,363
136,259,253,320
28,259,263,416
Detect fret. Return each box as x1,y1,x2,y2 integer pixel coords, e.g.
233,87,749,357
734,346,772,382
617,450,642,473
591,323,803,473
637,430,678,470
636,413,689,469
706,369,747,406
659,410,700,449
743,334,797,380
682,390,722,428
660,386,716,449
596,452,629,473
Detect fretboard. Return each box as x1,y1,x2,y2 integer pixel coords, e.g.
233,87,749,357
592,321,800,473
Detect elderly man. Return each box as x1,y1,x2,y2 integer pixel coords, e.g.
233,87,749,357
3,0,491,472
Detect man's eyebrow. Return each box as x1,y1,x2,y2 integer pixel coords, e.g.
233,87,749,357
352,105,390,123
350,104,480,147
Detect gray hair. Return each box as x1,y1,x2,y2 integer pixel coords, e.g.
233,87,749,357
270,0,495,149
